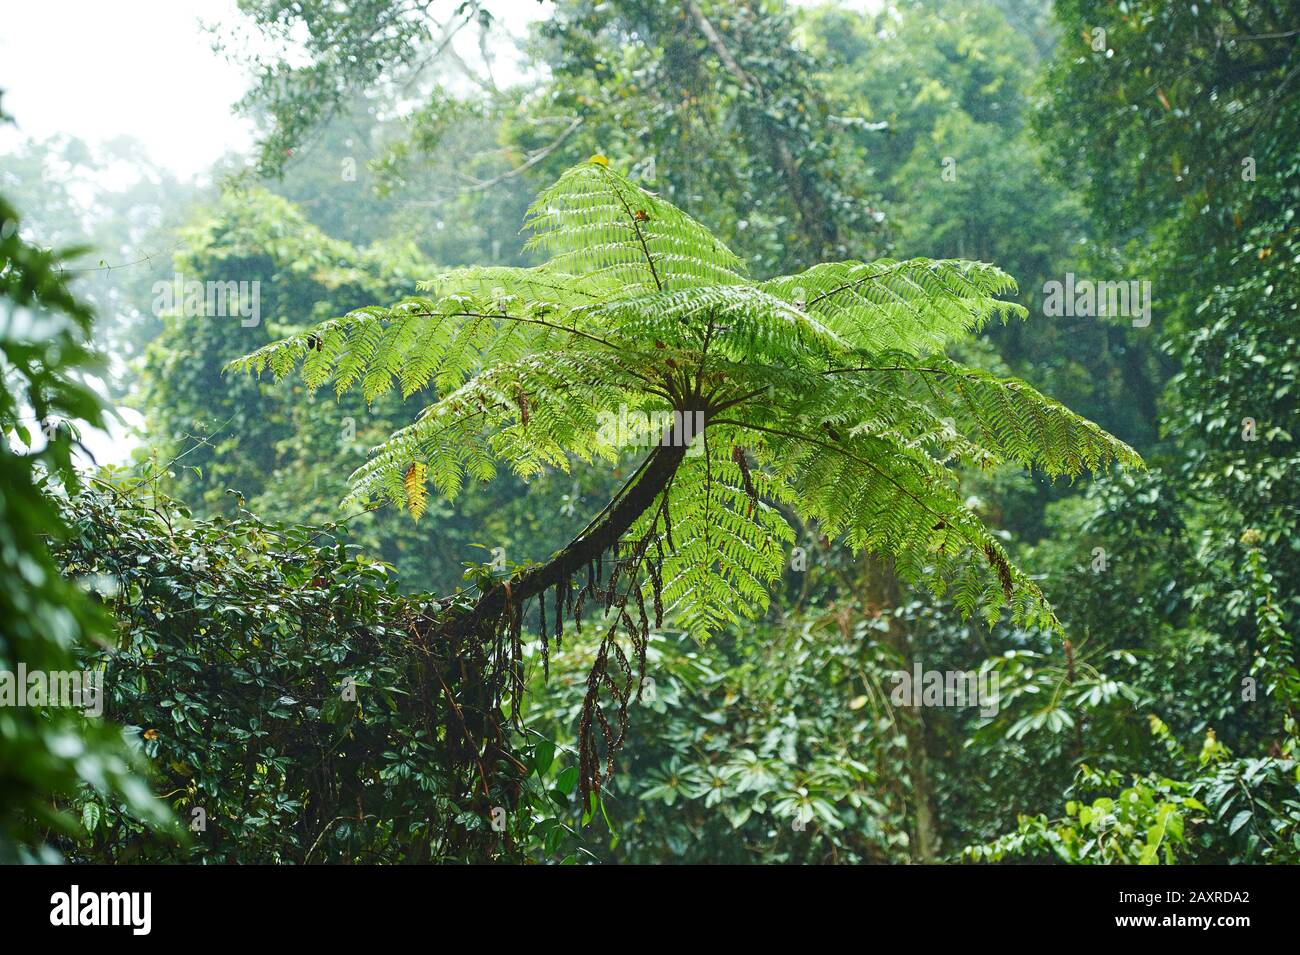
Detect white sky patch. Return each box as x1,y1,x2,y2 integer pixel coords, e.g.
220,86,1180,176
0,0,861,181
0,0,551,178
0,0,255,178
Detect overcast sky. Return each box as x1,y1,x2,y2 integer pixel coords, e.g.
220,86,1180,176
0,0,551,178
0,0,861,178
0,0,254,177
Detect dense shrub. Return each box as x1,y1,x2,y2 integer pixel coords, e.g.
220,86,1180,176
57,480,589,863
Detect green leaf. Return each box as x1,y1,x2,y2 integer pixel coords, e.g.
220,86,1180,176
556,766,579,796
533,739,556,777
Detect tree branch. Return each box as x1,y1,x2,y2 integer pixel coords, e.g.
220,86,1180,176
449,442,688,634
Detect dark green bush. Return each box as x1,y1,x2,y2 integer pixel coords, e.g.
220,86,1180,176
57,479,589,863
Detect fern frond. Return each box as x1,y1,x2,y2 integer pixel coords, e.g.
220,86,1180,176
824,351,1144,478
225,290,615,402
719,414,1058,631
342,350,651,510
760,258,1027,354
577,285,846,365
524,160,747,294
631,434,796,639
418,264,601,307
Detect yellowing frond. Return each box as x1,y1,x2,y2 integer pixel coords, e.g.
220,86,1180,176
403,461,429,521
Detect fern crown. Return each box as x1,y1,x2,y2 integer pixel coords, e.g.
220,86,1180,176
229,159,1142,636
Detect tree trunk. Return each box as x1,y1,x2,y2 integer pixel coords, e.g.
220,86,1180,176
449,442,688,635
862,555,942,862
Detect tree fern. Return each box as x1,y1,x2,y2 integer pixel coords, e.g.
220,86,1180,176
228,157,1142,799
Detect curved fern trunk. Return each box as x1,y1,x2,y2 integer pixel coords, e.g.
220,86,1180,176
453,442,688,634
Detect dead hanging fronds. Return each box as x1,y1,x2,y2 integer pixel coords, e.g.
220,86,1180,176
451,530,662,807
983,543,1015,601
427,444,687,809
571,486,679,802
733,445,757,516
574,524,661,804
